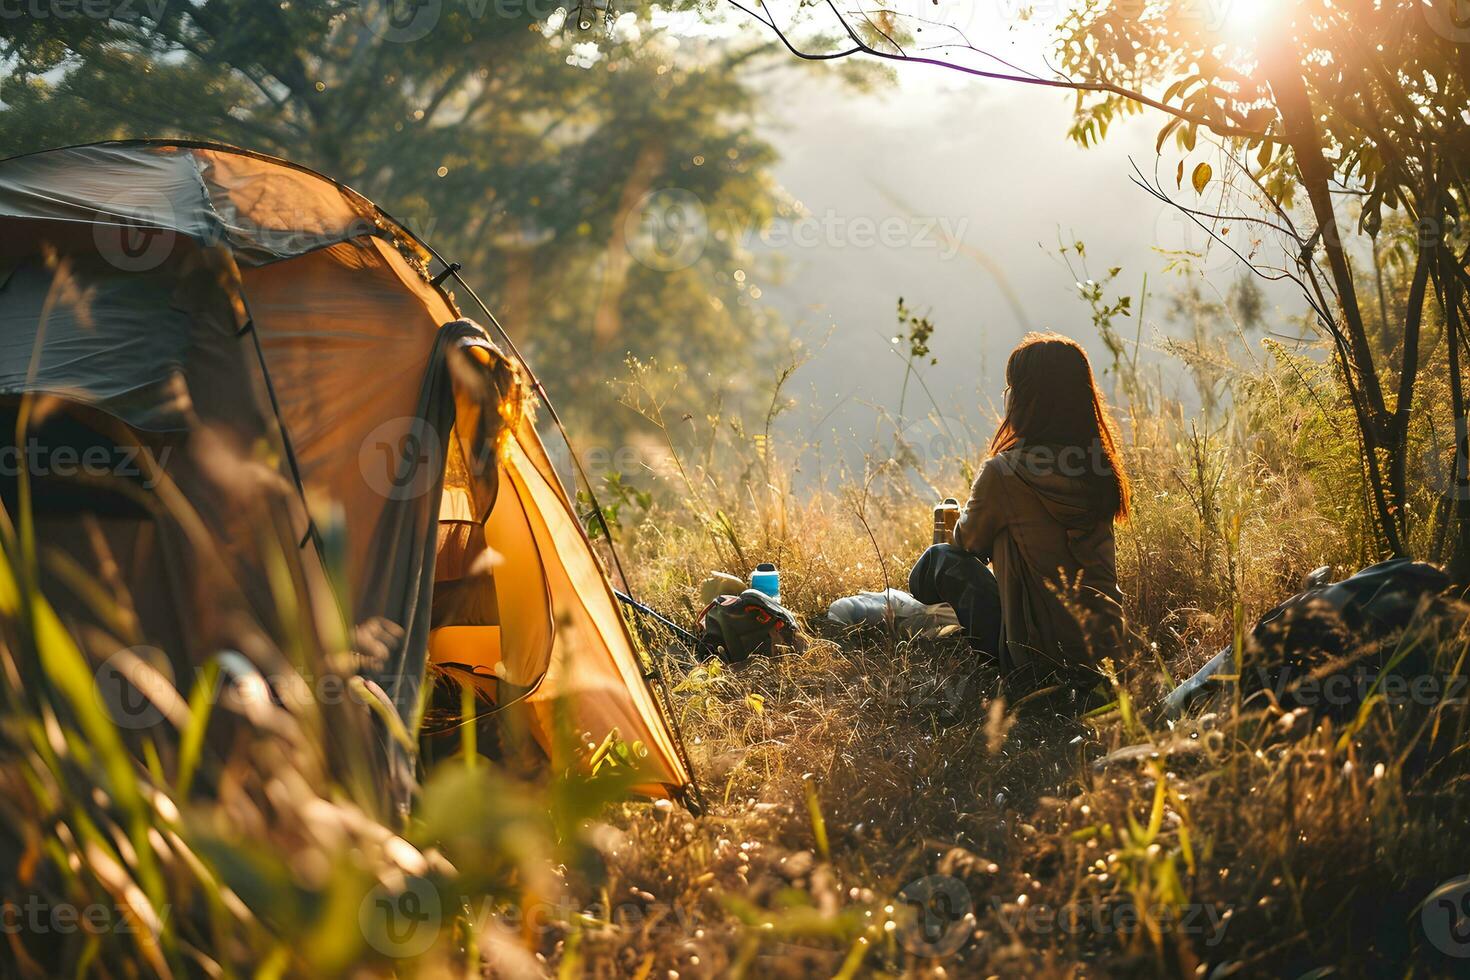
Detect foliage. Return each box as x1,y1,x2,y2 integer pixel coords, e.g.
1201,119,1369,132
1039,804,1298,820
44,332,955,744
1055,0,1470,562
1057,0,1470,232
732,0,1470,568
892,297,936,366
0,472,640,977
580,471,653,539
0,1,791,438
1056,238,1141,404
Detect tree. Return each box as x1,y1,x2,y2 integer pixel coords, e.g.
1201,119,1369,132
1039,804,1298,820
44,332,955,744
0,0,788,441
733,0,1470,575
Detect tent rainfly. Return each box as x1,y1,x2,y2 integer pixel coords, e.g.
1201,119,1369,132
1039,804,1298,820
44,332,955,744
0,140,696,806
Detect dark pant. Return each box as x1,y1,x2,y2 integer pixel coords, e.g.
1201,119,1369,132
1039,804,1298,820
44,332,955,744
908,544,1002,658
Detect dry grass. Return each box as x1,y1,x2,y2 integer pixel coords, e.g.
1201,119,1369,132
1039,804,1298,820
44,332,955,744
5,337,1470,977
564,348,1470,978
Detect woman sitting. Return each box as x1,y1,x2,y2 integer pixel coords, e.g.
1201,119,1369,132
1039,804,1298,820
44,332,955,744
909,332,1130,690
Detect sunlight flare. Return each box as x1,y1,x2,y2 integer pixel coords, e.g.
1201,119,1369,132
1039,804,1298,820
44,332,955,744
1218,0,1279,39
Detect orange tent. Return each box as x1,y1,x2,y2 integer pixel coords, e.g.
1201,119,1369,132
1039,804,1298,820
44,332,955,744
0,140,695,804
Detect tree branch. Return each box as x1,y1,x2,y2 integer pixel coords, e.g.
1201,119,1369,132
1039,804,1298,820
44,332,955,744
725,0,1271,141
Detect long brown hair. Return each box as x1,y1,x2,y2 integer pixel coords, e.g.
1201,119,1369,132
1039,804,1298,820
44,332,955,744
988,332,1130,520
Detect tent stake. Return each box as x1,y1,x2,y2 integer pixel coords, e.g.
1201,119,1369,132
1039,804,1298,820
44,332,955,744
614,590,700,647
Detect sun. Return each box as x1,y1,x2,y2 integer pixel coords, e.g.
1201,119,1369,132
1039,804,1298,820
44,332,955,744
1218,0,1278,38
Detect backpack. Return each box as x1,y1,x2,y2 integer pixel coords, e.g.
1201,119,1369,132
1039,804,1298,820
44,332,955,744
1163,558,1449,717
697,589,803,664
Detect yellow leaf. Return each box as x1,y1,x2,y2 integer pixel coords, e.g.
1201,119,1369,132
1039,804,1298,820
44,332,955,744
746,693,764,715
1191,161,1212,195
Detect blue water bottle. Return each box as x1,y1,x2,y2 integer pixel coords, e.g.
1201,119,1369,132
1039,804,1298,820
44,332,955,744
750,562,780,601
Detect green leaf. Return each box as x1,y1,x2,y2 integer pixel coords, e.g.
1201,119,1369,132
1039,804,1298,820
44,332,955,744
176,660,221,798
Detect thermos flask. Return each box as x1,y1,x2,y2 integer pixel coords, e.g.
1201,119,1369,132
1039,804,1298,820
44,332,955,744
750,562,780,600
933,498,961,544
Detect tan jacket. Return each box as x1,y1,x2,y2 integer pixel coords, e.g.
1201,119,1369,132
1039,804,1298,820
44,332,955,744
953,446,1124,679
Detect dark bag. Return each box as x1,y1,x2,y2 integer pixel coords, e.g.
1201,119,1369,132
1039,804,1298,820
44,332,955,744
1163,558,1449,717
698,589,802,664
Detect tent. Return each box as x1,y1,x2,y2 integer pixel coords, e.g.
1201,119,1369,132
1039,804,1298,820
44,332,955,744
0,140,696,805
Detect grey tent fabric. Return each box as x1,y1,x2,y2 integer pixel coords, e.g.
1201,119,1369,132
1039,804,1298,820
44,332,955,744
0,143,219,242
359,319,489,722
0,242,321,649
0,256,196,431
0,142,390,268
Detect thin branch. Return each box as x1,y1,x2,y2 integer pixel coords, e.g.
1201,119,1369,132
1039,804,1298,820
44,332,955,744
1126,162,1317,301
725,0,1270,140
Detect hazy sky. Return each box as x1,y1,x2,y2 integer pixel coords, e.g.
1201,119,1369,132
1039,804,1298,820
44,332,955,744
721,5,1308,467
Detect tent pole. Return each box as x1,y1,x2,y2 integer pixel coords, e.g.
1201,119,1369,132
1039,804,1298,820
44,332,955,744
237,318,324,558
